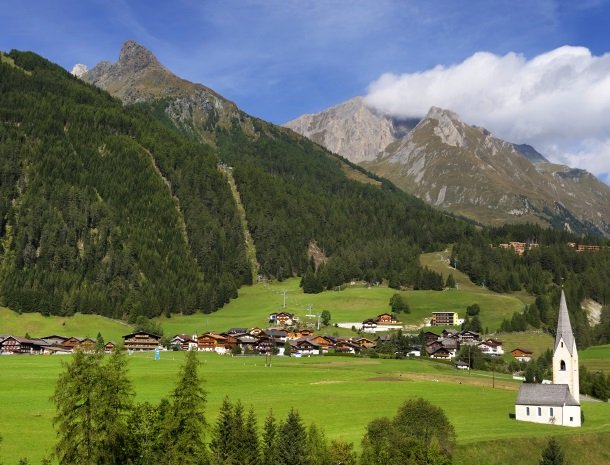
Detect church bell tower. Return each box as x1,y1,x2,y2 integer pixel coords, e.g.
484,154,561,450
552,290,579,401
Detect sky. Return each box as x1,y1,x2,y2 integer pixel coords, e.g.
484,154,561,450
2,0,610,183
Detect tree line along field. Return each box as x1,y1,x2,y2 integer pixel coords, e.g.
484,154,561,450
1,352,610,464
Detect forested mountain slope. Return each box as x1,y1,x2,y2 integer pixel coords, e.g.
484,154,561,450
0,50,251,318
0,47,474,318
81,42,476,290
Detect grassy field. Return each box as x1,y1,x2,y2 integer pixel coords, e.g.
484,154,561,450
580,344,610,372
155,275,526,336
1,353,610,464
496,331,554,360
0,307,132,342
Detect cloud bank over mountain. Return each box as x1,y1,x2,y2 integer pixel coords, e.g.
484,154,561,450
365,46,610,182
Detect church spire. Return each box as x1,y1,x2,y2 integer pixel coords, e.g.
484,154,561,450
555,289,575,355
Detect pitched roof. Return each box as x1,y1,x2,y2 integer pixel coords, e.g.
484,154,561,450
555,290,575,355
516,383,579,407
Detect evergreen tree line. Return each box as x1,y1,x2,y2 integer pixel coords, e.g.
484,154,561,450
453,223,610,347
33,349,457,465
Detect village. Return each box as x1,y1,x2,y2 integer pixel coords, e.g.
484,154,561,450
0,309,536,369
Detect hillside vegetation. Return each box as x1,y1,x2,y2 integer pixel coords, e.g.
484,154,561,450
0,48,476,319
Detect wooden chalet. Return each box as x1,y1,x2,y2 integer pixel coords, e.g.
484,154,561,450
478,338,504,355
263,328,288,343
62,337,96,351
235,334,258,351
511,347,533,362
352,337,376,349
197,333,229,353
375,313,399,324
290,338,321,355
0,336,47,354
307,335,334,351
424,331,440,344
171,334,198,351
248,327,264,337
104,341,117,353
122,331,161,351
334,340,360,354
269,311,297,326
426,345,452,359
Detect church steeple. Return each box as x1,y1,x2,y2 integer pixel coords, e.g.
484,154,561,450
555,290,575,355
553,289,579,402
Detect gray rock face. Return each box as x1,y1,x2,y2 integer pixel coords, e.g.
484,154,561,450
284,97,417,164
79,40,241,143
287,98,610,235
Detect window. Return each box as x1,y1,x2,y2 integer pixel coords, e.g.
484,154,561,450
560,360,566,371
561,342,564,348
538,407,541,416
570,417,573,422
550,408,554,416
526,407,530,416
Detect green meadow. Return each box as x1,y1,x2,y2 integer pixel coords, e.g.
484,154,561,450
1,353,610,464
0,307,131,342
580,344,610,372
155,275,525,337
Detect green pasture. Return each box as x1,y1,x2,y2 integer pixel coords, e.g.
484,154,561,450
496,331,554,360
0,307,132,342
155,276,525,336
1,353,610,464
580,344,610,373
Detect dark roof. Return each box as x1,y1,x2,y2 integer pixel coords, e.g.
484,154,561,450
555,290,575,355
122,331,161,339
227,328,248,334
515,384,579,407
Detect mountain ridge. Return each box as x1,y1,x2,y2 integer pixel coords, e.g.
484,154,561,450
285,98,610,236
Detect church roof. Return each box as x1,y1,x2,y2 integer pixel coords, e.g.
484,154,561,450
554,290,575,355
515,384,579,407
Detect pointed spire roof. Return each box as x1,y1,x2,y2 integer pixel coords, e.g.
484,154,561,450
555,290,575,355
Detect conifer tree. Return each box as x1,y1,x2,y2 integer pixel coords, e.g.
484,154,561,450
242,406,260,465
539,437,567,465
210,397,234,465
261,409,279,465
276,409,306,465
160,351,208,465
52,350,133,464
305,423,330,465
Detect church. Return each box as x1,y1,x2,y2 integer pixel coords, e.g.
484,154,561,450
514,290,581,427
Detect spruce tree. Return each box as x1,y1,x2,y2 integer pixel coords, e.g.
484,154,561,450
160,351,208,465
242,406,260,465
276,409,306,465
261,409,278,465
210,397,234,465
539,438,567,465
305,423,330,465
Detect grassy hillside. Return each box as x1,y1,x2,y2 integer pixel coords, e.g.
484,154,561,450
0,307,131,341
1,353,610,464
580,344,610,372
153,276,525,336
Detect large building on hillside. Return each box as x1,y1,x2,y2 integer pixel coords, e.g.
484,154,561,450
515,290,581,427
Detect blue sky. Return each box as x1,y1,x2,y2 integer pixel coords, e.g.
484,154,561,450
2,0,610,181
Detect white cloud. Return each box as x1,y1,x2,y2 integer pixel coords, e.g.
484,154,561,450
364,46,610,181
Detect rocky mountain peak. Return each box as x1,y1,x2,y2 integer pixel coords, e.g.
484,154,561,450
426,106,461,122
424,107,465,148
117,40,161,73
71,63,88,78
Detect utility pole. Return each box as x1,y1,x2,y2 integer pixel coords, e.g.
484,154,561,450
282,290,287,310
